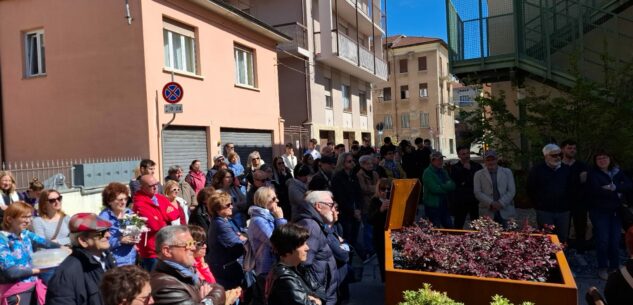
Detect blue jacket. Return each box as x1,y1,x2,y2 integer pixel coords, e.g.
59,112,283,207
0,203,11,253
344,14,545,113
206,216,245,289
294,201,340,305
247,206,287,276
98,208,137,266
588,167,632,212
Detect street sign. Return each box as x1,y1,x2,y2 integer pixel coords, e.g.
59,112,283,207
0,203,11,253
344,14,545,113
164,104,183,113
162,82,184,104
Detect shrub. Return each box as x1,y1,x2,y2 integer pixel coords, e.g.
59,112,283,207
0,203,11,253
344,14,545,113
399,284,535,305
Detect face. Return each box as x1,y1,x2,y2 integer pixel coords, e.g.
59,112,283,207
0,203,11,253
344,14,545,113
265,190,279,211
344,156,355,171
222,173,233,188
229,156,237,164
545,150,562,168
47,192,63,214
363,140,370,147
193,239,207,259
253,173,268,188
0,175,12,191
109,193,128,212
292,242,309,264
129,282,154,305
173,169,184,180
315,196,335,223
320,162,334,173
80,230,111,252
431,157,443,168
285,147,294,155
140,177,159,196
141,166,156,176
385,151,395,161
218,201,233,218
308,142,316,150
276,159,285,171
378,186,389,199
164,231,196,267
484,157,498,171
562,145,576,159
9,213,33,233
215,158,225,167
361,160,373,171
192,161,201,172
251,156,261,167
457,149,470,162
595,155,610,170
225,144,235,153
167,185,180,198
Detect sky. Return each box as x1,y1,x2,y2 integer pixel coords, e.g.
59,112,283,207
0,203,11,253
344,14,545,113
386,1,448,41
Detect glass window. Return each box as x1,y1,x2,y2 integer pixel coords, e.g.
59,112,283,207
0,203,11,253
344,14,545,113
420,112,430,128
399,59,408,73
400,113,410,128
418,56,427,71
419,83,428,97
234,46,256,87
342,84,351,112
325,77,332,108
163,20,196,74
384,115,393,129
400,85,409,99
359,91,367,115
383,87,391,101
25,30,46,77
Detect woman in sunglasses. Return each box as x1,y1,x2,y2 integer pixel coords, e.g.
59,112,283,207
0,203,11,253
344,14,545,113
368,178,392,282
188,225,217,284
271,156,293,218
247,187,287,278
32,189,70,246
164,180,188,225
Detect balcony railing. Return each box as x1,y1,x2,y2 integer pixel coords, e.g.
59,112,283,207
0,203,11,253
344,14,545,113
376,58,387,79
273,22,308,52
336,32,359,64
359,45,375,71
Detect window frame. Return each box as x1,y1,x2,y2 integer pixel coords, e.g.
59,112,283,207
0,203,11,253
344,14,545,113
400,113,410,129
383,87,392,101
342,84,352,112
384,115,393,129
419,83,429,98
418,56,427,71
400,85,409,99
234,45,257,88
24,29,46,77
163,20,197,75
420,112,430,128
324,77,333,108
399,59,408,73
359,91,367,115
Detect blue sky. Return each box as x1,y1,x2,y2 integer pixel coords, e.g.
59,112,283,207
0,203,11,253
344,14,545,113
386,1,447,41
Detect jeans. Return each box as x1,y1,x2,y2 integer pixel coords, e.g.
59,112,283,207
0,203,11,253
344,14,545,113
425,201,453,228
361,214,375,256
141,258,158,272
536,210,570,243
590,209,621,269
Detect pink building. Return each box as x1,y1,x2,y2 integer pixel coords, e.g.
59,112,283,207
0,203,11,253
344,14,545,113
0,0,288,176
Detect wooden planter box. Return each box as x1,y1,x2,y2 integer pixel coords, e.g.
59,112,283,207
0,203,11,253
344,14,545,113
384,179,577,305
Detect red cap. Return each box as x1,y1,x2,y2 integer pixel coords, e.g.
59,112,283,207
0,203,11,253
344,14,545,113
68,213,112,233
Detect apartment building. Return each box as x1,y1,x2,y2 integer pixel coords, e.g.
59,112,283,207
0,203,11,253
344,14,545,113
226,0,388,150
0,0,288,176
373,35,457,157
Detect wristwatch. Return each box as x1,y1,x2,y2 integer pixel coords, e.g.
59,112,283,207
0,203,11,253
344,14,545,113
201,298,214,305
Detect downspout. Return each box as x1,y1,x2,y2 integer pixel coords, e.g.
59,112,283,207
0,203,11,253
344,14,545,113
0,62,4,164
355,0,360,66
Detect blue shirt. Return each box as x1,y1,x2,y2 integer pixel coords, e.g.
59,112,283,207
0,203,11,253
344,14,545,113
0,229,58,283
99,208,138,266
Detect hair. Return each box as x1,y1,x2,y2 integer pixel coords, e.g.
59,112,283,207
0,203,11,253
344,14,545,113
384,137,392,144
359,155,373,164
38,189,66,219
560,139,577,148
456,145,470,153
197,187,216,211
335,144,345,150
164,180,180,198
228,152,239,163
294,164,312,178
139,159,156,169
168,165,183,176
155,225,189,254
102,182,130,208
270,223,310,257
1,202,34,230
188,225,206,243
375,178,392,197
253,186,274,208
100,265,150,305
273,156,286,170
0,171,17,194
304,190,332,206
309,138,318,145
414,137,423,145
247,151,262,169
592,149,615,171
29,178,44,192
381,145,396,157
189,160,201,171
335,152,353,171
211,169,233,189
302,154,314,164
285,143,294,149
424,139,432,144
207,191,232,217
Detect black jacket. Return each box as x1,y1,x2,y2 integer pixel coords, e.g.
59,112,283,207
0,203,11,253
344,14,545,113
605,259,633,305
527,163,574,212
45,247,116,305
330,170,363,223
268,263,322,305
189,203,211,233
449,161,483,206
151,260,225,305
587,167,632,211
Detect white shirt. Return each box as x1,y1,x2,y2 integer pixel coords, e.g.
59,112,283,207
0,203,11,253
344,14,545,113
282,154,298,174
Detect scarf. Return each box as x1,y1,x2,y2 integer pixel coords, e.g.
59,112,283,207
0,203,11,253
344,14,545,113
163,260,200,285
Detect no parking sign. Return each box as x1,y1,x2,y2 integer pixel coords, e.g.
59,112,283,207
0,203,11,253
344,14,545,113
162,82,184,104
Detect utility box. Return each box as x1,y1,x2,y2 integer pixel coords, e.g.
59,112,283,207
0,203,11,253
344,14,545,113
74,160,138,188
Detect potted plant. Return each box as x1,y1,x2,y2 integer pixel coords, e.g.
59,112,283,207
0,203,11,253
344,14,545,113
399,284,535,305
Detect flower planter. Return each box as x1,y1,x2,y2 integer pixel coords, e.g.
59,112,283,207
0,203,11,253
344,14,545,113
383,179,577,305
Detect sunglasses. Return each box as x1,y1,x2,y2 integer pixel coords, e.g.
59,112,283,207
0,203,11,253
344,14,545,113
222,203,233,209
549,153,563,158
171,188,180,192
48,196,63,204
170,240,196,249
195,241,206,248
269,196,278,202
91,230,108,239
252,157,260,161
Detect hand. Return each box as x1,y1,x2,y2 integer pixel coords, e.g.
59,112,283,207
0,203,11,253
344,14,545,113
601,183,616,191
239,234,248,242
380,199,390,212
271,205,284,219
199,283,213,300
491,201,503,211
308,295,322,305
354,209,362,221
31,268,41,275
121,235,135,244
226,287,242,305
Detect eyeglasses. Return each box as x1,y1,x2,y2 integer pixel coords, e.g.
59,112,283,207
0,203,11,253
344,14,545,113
48,196,62,203
222,203,233,209
252,157,260,161
548,153,563,158
149,183,159,188
91,230,108,239
269,196,278,203
319,201,335,209
169,240,196,249
195,241,207,248
171,188,180,192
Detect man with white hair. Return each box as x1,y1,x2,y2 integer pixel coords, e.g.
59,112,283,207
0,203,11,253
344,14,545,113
293,191,340,305
527,143,575,243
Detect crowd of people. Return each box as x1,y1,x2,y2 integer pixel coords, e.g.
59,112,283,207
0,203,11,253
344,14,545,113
1,136,632,305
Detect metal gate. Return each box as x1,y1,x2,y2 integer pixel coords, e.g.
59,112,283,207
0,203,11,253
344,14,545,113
162,127,209,178
220,128,273,166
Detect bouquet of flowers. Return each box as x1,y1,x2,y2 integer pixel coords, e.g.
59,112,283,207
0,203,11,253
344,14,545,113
120,214,150,244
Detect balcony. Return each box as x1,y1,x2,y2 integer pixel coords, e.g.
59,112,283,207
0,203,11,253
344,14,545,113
273,22,310,57
338,0,385,35
315,30,388,82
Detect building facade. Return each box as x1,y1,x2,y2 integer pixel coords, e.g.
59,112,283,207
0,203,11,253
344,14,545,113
372,35,457,157
229,0,388,150
0,0,288,177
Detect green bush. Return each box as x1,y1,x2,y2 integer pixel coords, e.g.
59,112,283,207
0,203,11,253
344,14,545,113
399,285,535,305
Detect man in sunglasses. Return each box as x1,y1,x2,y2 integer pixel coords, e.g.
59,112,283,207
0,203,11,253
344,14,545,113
527,143,575,243
46,213,115,305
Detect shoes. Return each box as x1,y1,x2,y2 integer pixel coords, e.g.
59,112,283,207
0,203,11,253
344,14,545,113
574,253,588,267
598,268,609,281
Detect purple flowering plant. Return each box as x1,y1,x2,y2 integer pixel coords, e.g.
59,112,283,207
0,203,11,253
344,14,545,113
391,217,563,282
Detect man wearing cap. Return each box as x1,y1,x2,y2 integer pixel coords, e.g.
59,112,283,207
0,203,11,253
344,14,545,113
422,152,455,228
133,174,177,272
473,150,516,226
527,143,575,243
450,145,484,229
310,155,337,190
205,155,227,186
46,213,116,305
151,225,240,305
379,146,406,179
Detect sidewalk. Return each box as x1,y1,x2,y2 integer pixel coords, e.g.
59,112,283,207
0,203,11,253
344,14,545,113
347,255,385,305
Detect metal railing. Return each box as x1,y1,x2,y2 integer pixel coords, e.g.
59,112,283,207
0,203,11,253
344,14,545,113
336,31,359,64
273,22,308,52
359,45,375,71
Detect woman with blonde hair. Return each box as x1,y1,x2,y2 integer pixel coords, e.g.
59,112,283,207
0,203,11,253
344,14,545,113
163,180,188,225
0,171,24,223
247,187,287,277
32,189,70,246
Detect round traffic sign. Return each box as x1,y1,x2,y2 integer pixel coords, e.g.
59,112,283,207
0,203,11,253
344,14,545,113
162,82,184,104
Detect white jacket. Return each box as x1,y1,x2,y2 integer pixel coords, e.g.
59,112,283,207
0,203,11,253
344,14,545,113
473,166,516,219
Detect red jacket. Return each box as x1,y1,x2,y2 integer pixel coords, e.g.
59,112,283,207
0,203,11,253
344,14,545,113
185,170,206,194
132,192,177,258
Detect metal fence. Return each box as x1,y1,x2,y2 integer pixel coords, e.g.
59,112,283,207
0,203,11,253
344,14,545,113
1,157,141,192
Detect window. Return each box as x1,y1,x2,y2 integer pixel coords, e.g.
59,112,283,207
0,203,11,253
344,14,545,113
342,84,351,112
418,56,427,71
383,87,392,101
400,85,409,99
400,113,410,128
359,91,367,115
25,30,46,77
419,83,428,97
325,78,333,108
234,46,256,87
399,59,408,73
163,20,196,74
449,139,455,154
384,115,393,129
420,112,430,128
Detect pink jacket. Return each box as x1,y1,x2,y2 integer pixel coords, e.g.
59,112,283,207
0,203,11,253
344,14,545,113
0,279,46,305
185,170,206,194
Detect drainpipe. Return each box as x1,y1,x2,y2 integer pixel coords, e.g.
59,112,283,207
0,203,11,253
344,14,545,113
0,66,4,164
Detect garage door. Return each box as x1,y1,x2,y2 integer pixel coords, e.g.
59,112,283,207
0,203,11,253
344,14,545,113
220,128,273,166
163,127,209,178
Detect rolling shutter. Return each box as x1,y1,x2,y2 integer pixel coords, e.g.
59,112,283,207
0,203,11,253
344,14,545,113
162,127,209,178
220,128,273,166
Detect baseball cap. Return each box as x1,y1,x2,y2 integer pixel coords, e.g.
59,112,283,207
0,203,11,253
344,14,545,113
430,152,445,160
69,213,112,233
213,155,225,162
542,144,561,156
483,150,498,159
